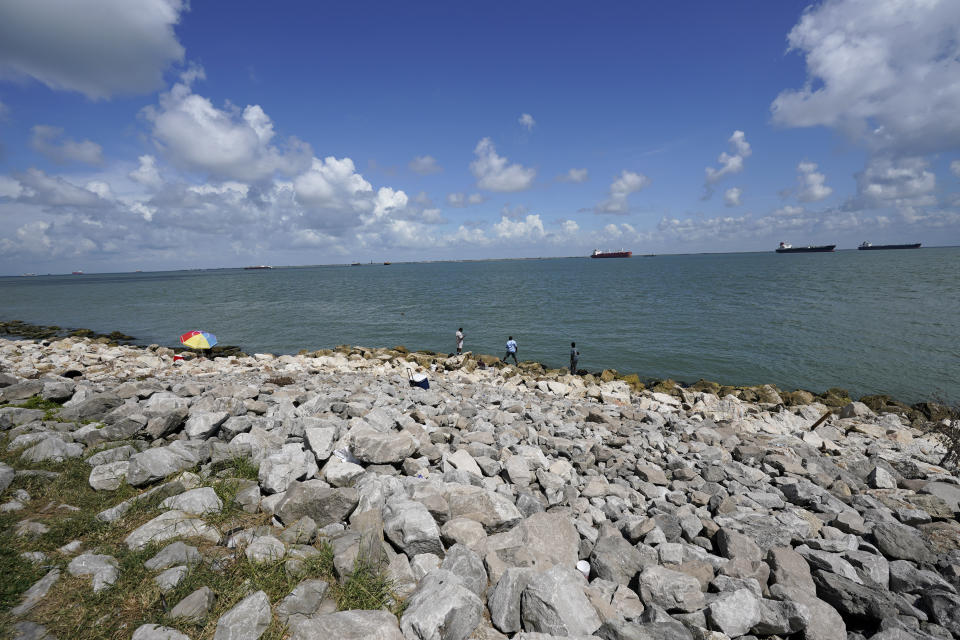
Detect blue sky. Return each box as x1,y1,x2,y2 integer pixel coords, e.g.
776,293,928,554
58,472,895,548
0,0,958,274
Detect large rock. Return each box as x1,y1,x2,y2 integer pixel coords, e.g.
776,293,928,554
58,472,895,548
292,610,403,640
67,553,118,593
275,480,358,526
89,461,130,491
213,590,271,640
168,586,216,622
125,510,221,550
303,426,337,461
276,579,328,624
400,569,484,640
59,392,122,421
637,566,705,613
0,462,14,494
350,427,417,464
486,511,579,571
10,569,60,616
871,522,934,564
184,410,229,439
384,496,443,557
132,625,191,640
445,485,522,533
439,543,487,598
811,569,899,624
590,535,645,586
160,487,223,515
707,588,761,637
258,444,318,494
488,567,536,634
920,590,960,636
145,542,202,571
21,437,83,463
521,564,602,637
126,443,201,487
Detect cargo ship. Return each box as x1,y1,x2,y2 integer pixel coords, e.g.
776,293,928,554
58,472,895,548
590,248,632,259
775,242,835,253
243,265,272,270
858,242,921,250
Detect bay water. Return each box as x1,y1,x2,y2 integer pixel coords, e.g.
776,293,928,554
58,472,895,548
2,248,957,403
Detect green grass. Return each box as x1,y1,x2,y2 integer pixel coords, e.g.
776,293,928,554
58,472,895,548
0,395,63,421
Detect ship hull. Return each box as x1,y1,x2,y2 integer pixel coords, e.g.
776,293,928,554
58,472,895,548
858,243,921,250
590,251,632,259
775,245,835,253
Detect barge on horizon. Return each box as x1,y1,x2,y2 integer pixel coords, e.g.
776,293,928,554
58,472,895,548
775,242,835,253
590,248,632,259
858,242,921,250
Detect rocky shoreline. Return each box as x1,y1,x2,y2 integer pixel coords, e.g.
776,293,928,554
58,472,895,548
1,335,959,640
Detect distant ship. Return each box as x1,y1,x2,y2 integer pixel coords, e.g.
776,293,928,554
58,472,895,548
383,262,391,265
590,248,632,259
243,265,272,270
71,270,84,274
775,242,835,253
858,242,921,250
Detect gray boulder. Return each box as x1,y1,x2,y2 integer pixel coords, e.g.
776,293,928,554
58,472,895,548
168,586,216,622
183,410,229,439
1,461,17,494
488,567,536,634
67,553,118,593
384,496,444,557
871,522,935,565
350,427,417,464
10,569,60,616
920,590,960,636
811,569,899,624
291,610,403,640
258,444,318,494
126,443,200,487
131,625,191,640
213,590,271,640
276,579,329,624
60,392,122,421
521,564,602,637
707,588,761,637
21,437,83,463
145,542,201,571
160,487,223,515
276,481,358,526
125,510,221,550
445,485,521,533
590,535,645,586
636,566,705,613
440,543,487,598
401,569,484,640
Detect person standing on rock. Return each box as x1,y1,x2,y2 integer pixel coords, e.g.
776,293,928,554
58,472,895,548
504,336,519,365
456,328,464,355
570,341,579,373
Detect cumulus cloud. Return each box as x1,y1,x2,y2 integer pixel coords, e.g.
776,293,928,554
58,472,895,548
15,169,101,207
144,69,312,182
446,192,485,208
951,160,960,178
796,161,833,202
30,125,103,165
558,168,588,183
852,156,935,210
470,137,536,192
129,155,163,189
408,155,442,175
723,187,742,207
595,170,650,214
493,213,545,240
771,0,960,157
518,113,536,131
0,0,187,99
705,130,751,186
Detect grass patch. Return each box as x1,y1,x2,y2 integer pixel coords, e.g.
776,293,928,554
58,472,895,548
0,395,63,421
222,455,259,482
334,556,398,613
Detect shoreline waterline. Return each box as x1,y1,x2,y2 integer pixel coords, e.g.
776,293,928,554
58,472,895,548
0,318,946,420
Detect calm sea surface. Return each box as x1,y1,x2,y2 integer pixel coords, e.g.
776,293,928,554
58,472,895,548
2,248,958,403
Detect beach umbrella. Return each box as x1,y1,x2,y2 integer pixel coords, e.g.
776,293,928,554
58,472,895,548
179,330,217,354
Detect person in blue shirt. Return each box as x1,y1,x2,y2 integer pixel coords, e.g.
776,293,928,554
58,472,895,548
503,336,518,364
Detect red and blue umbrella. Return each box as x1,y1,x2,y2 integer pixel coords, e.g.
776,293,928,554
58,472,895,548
179,330,217,350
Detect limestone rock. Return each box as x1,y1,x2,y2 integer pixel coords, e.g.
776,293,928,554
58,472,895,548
213,590,271,640
384,496,444,557
160,487,223,515
88,461,129,491
125,510,221,550
401,569,484,640
67,553,118,593
521,564,602,637
168,586,216,622
259,443,319,494
131,625,191,640
291,609,403,640
276,481,359,527
637,566,705,613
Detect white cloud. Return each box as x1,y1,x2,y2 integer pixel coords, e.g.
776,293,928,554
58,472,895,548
408,155,442,175
30,125,103,165
293,156,374,226
144,70,312,182
446,192,484,208
0,175,22,199
493,214,545,240
951,160,960,178
595,170,650,214
771,0,960,157
470,137,536,192
724,187,742,207
129,155,163,189
796,161,833,202
0,0,187,99
558,168,588,183
518,113,536,131
373,187,408,218
15,169,101,207
853,156,935,210
705,130,751,185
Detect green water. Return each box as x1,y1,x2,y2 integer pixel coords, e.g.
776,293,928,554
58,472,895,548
2,248,958,403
